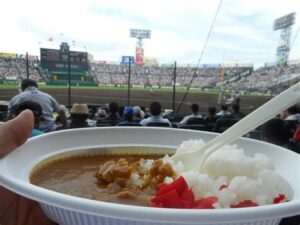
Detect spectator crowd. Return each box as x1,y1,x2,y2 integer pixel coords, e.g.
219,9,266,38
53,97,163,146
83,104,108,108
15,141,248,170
1,54,300,225
1,54,300,95
1,79,299,153
0,56,49,82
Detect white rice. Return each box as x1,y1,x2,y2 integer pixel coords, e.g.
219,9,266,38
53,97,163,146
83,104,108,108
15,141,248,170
163,176,174,184
138,159,154,174
162,154,184,176
175,139,292,208
128,172,144,188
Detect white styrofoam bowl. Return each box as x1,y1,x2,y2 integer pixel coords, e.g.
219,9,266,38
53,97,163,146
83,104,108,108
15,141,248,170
0,127,299,225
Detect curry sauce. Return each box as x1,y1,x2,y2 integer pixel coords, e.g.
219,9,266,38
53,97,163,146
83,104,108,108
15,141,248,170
30,153,173,206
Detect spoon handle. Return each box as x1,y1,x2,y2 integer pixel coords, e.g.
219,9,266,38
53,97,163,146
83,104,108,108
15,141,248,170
201,82,300,162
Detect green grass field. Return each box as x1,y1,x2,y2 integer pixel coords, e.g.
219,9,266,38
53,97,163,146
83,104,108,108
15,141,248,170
0,83,271,97
0,83,218,93
0,83,272,114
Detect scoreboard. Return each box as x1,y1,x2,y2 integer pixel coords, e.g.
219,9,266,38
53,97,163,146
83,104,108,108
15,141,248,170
40,48,89,80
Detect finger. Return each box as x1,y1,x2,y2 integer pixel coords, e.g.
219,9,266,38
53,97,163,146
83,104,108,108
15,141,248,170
0,109,34,158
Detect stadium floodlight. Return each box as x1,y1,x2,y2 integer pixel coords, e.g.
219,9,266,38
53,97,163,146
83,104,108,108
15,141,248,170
273,12,296,65
130,29,151,39
273,12,296,31
130,28,152,66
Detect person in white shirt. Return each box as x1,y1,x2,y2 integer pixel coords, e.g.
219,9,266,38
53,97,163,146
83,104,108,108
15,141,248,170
140,101,171,127
216,104,231,117
179,103,203,126
280,105,300,122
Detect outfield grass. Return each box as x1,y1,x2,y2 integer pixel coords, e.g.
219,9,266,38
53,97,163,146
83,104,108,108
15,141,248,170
0,83,271,97
0,83,215,93
0,84,18,89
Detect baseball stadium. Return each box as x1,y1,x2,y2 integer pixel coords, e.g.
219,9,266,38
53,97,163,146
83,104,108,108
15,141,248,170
0,0,300,225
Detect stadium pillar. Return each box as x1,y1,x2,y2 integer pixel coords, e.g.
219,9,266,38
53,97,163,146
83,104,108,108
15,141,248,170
26,52,29,79
172,61,177,114
127,58,131,106
60,42,71,108
68,47,71,109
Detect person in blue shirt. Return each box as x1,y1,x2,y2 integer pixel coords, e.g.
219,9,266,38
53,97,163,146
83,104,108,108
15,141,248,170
117,106,140,126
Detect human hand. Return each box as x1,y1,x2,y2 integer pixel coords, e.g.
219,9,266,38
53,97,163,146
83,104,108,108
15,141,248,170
0,110,56,225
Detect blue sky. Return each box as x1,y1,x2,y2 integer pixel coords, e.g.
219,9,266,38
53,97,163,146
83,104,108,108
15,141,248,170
0,0,299,65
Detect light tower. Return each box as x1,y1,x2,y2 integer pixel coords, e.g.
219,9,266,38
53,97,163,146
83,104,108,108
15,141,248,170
130,29,151,65
273,12,296,65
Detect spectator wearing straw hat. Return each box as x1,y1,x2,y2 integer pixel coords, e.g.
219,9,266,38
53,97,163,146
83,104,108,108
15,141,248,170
67,103,91,129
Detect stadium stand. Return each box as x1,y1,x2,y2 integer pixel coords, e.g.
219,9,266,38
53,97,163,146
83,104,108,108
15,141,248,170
90,63,253,89
1,53,299,96
225,63,300,94
0,56,49,82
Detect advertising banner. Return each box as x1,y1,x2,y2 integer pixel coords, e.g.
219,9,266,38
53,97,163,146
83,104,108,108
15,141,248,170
121,56,135,64
0,52,17,58
288,59,300,65
237,63,254,68
203,64,220,68
94,60,107,64
144,57,158,65
161,63,174,68
264,62,277,67
136,48,144,65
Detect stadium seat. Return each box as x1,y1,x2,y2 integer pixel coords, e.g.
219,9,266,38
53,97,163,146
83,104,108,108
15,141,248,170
171,123,178,128
146,122,170,127
287,141,300,154
199,112,207,117
285,120,299,138
96,123,112,127
180,124,208,131
212,118,239,133
204,117,218,132
0,112,7,122
164,114,185,123
0,104,8,121
117,123,141,126
97,119,119,126
244,129,261,140
186,117,205,125
0,104,8,112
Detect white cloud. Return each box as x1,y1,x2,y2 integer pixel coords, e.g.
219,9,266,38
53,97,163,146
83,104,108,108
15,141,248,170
0,0,299,64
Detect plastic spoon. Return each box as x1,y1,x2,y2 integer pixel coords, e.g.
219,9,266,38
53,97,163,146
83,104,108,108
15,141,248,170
171,81,300,172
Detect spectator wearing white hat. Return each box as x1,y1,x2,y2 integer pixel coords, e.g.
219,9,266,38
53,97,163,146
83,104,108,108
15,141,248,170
133,106,145,122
